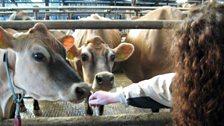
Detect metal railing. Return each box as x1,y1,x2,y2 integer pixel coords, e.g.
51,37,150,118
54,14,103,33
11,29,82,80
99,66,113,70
0,20,183,29
0,6,189,20
0,6,189,11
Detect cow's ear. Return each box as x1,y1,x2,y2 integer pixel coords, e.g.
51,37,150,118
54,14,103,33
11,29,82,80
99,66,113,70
0,26,14,48
113,43,134,62
28,23,48,34
60,35,74,50
60,35,80,59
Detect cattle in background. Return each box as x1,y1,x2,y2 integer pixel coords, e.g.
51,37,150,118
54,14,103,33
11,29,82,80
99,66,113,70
61,14,134,115
121,6,186,83
9,11,33,21
0,23,90,120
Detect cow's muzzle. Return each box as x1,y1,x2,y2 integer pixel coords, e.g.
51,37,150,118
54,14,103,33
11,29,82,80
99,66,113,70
92,71,115,91
67,82,91,103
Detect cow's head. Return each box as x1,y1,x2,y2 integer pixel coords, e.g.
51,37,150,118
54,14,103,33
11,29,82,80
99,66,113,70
9,11,32,21
61,35,134,91
0,23,90,103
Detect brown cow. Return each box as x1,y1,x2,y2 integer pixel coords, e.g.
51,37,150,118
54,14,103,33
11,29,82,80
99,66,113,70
0,23,90,120
7,12,72,116
9,11,32,21
62,14,134,115
121,6,186,83
7,11,42,116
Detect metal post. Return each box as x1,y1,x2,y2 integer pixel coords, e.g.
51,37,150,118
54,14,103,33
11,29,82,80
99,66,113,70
135,10,139,17
2,0,5,7
33,10,38,20
67,13,71,19
62,0,66,6
132,0,136,6
45,0,50,20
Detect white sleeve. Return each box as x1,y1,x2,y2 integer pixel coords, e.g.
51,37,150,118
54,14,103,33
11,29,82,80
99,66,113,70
117,73,175,107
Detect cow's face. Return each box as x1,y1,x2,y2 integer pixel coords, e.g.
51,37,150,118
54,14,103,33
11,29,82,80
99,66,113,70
0,23,90,103
62,36,134,91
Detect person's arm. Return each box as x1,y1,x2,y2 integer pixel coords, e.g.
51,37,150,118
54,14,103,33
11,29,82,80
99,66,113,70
120,73,175,108
89,73,175,108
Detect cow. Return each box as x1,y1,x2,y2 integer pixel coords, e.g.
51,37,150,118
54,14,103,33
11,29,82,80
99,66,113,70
7,11,73,116
121,6,186,83
7,11,44,116
9,11,33,21
0,23,90,120
61,14,134,115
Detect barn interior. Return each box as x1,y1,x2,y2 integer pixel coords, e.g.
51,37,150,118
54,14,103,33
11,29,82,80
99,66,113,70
0,0,205,126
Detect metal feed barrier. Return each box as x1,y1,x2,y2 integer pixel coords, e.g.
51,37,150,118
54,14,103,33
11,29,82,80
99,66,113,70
0,6,189,11
0,6,190,20
0,20,183,30
2,113,172,126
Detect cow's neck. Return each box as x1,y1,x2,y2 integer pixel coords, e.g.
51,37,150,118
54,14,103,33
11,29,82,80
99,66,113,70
0,50,17,119
0,82,14,119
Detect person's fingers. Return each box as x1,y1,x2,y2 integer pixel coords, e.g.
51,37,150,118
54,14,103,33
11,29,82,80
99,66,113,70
89,99,100,106
89,93,98,100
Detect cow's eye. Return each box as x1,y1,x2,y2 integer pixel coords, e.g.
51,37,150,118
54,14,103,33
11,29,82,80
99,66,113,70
110,54,115,61
81,53,88,62
32,52,45,62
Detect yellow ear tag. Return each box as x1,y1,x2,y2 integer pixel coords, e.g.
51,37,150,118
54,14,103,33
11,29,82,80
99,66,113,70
116,53,126,61
67,51,74,60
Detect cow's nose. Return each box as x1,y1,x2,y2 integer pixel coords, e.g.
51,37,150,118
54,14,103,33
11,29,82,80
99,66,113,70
75,86,86,95
74,83,91,98
95,72,114,85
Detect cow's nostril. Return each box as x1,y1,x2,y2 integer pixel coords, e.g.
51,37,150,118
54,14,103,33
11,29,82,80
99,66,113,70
110,76,114,83
96,76,103,84
75,87,85,95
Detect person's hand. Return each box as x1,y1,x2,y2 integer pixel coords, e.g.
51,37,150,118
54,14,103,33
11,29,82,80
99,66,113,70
89,90,120,107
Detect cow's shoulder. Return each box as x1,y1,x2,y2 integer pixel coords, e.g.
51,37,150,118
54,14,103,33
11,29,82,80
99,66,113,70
8,11,32,21
139,6,185,20
80,14,111,21
73,14,121,48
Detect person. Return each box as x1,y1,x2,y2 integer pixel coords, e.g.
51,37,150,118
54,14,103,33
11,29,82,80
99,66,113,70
171,2,224,126
89,73,175,112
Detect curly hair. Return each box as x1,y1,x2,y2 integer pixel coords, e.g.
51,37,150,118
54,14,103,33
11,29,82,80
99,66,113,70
172,2,224,126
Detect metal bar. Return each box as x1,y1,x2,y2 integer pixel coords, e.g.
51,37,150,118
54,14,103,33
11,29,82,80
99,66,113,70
64,0,176,6
64,1,131,5
0,11,140,16
0,20,183,30
0,6,190,11
2,113,172,126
